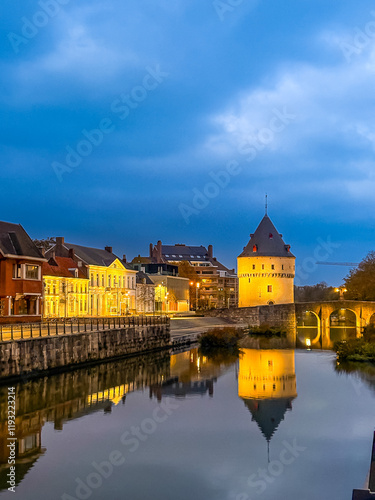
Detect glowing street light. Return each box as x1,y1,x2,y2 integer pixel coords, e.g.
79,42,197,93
335,287,347,300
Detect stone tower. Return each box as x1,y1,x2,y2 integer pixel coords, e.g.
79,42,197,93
237,214,295,307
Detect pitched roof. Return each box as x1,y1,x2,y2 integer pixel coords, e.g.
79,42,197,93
64,243,119,267
239,215,295,258
0,221,44,259
161,244,234,273
162,245,209,262
131,255,152,264
136,271,154,285
42,257,87,279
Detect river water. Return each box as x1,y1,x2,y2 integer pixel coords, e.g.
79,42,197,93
0,345,374,500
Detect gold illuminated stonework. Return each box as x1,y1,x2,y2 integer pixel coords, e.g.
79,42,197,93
237,215,295,307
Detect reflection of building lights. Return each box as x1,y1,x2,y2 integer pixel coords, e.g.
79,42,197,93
306,339,311,347
197,357,200,371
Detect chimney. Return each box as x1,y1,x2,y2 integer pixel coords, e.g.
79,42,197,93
123,254,127,263
68,248,75,260
157,240,162,262
56,237,64,247
105,246,113,253
41,248,46,257
208,244,213,259
149,243,153,258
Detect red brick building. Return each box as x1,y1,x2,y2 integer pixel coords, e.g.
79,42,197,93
0,221,45,323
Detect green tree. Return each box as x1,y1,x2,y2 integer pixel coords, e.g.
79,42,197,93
344,252,375,300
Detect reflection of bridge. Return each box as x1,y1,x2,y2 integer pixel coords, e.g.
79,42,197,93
209,301,375,349
295,301,375,348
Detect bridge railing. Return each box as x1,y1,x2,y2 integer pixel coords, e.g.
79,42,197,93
0,316,169,343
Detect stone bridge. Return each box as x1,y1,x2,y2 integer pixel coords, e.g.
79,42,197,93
205,300,375,348
295,300,375,348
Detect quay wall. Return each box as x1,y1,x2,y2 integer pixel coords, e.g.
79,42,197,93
204,303,297,342
0,324,170,380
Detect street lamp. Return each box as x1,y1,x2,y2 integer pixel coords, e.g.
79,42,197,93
335,287,347,300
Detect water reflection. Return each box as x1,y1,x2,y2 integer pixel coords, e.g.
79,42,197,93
0,351,171,490
336,359,375,394
0,347,230,491
2,345,375,499
238,347,297,453
149,348,232,400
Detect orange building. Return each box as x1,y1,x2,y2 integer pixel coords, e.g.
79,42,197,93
0,221,45,323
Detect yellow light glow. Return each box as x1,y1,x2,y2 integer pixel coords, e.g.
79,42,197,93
306,339,311,347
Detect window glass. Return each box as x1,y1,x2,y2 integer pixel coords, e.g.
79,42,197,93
25,265,39,280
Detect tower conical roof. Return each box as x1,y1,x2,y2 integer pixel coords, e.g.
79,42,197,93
238,215,295,258
242,397,294,442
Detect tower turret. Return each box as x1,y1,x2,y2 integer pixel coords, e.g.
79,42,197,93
237,215,295,307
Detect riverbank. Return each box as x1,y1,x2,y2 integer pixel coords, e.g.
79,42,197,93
335,339,375,364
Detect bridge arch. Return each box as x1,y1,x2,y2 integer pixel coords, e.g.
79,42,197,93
296,310,320,347
329,308,357,343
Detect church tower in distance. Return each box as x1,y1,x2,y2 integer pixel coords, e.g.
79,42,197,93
237,214,295,307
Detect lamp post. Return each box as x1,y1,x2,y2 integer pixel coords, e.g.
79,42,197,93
335,287,347,300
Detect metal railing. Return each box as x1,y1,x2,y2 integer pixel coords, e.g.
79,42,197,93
0,316,169,342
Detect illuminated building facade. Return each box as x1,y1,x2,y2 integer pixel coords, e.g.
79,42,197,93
149,241,238,309
0,221,45,323
237,214,295,307
131,262,189,313
135,271,155,314
42,256,89,318
46,238,137,316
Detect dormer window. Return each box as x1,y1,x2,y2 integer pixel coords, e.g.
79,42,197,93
252,245,258,252
285,245,291,253
269,233,273,239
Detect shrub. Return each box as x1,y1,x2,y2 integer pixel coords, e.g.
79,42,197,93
198,327,243,350
245,324,287,338
335,339,375,363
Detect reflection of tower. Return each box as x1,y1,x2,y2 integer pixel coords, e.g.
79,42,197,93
238,349,297,460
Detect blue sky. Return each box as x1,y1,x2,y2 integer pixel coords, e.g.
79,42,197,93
1,0,375,285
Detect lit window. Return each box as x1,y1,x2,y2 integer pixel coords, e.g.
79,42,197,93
25,265,39,280
267,285,272,293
